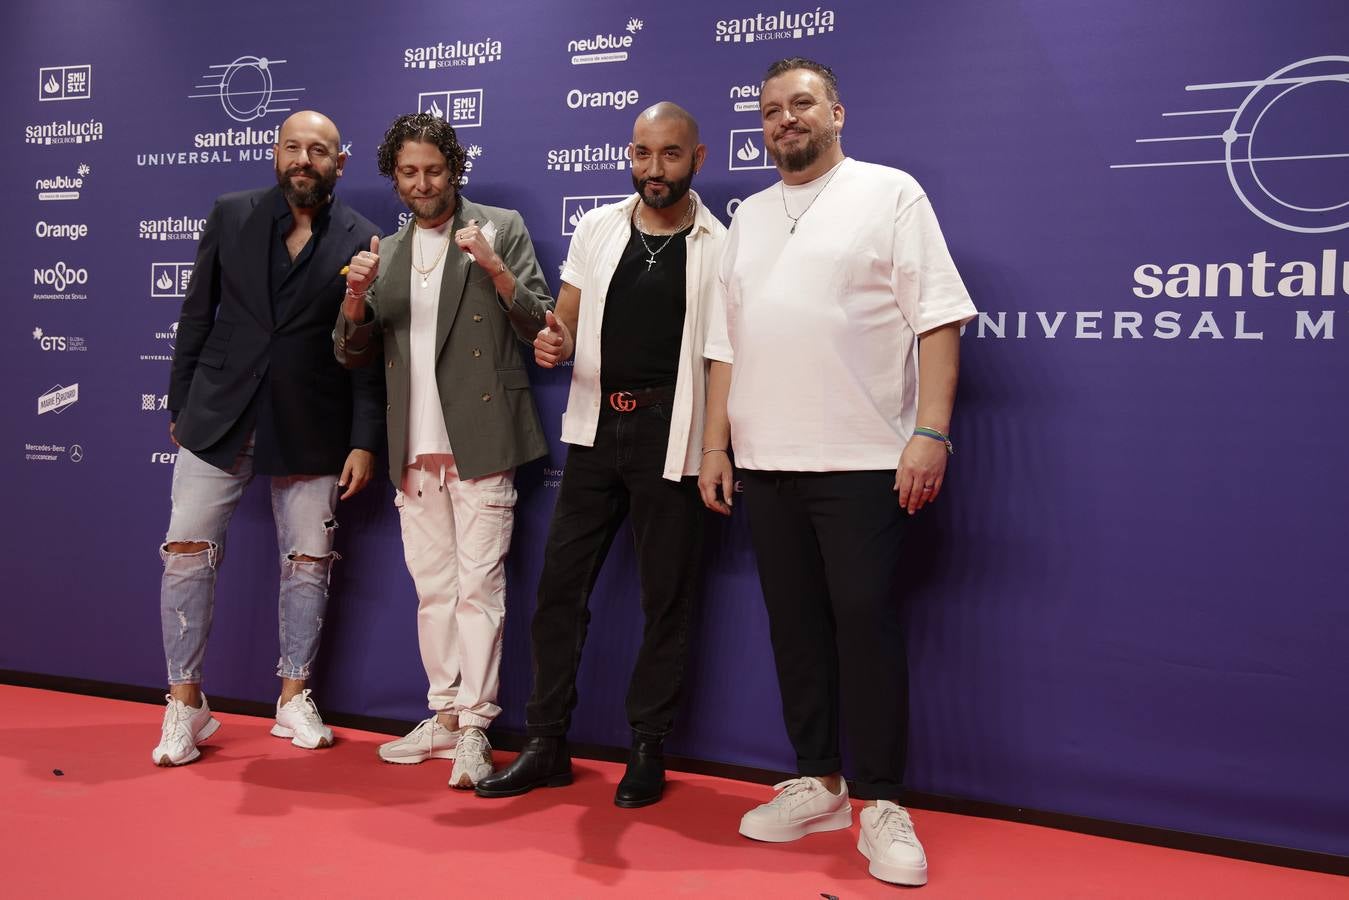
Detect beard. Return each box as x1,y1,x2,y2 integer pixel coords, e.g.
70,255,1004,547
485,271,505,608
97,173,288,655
632,168,695,210
402,190,454,224
771,123,838,172
276,162,338,208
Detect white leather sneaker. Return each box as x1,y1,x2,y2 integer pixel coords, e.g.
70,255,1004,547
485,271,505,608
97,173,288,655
858,800,928,886
270,689,334,749
449,727,493,789
152,693,221,766
738,776,853,842
378,716,461,764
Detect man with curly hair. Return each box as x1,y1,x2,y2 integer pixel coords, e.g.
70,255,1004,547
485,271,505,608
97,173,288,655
335,112,552,789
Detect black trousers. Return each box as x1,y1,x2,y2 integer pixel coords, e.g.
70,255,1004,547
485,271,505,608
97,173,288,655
739,468,909,801
525,403,703,740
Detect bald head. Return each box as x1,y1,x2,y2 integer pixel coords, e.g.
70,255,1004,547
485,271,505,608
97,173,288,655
274,110,346,209
634,101,699,146
279,110,342,152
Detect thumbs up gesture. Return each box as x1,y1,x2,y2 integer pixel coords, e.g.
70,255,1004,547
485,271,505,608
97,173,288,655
342,235,380,321
534,309,572,368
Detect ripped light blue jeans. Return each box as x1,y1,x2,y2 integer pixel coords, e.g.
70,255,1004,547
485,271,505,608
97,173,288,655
159,438,341,684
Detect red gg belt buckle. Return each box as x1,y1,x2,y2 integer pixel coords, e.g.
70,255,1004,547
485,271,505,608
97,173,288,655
608,391,637,412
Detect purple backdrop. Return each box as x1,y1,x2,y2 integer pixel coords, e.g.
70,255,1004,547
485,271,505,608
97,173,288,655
4,0,1347,857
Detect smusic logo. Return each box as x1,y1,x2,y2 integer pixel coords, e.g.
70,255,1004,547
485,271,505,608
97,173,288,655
561,194,629,236
727,129,775,171
419,89,484,128
39,65,92,101
151,263,194,299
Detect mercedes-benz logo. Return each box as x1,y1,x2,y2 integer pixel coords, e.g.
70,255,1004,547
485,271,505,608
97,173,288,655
68,444,84,463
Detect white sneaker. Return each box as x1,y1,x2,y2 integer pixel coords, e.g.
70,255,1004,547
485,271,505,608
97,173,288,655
858,800,929,886
738,776,853,842
378,716,461,764
152,693,220,767
449,727,493,789
270,689,334,749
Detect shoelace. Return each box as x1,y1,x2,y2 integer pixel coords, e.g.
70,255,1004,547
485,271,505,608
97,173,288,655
161,694,190,741
766,777,821,807
287,689,323,725
458,728,490,761
875,806,916,841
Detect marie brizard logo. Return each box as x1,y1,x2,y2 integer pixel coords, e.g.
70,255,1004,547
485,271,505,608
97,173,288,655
190,56,303,122
1112,55,1349,234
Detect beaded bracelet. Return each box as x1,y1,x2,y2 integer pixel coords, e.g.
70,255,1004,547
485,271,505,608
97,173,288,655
913,426,954,456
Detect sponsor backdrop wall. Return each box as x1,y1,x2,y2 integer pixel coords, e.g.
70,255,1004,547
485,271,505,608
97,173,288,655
3,0,1346,857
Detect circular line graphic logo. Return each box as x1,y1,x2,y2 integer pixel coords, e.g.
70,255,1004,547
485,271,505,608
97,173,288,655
1224,55,1349,234
219,56,273,121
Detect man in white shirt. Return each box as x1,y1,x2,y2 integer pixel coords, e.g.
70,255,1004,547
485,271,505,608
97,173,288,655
475,103,726,809
335,112,553,790
700,58,977,887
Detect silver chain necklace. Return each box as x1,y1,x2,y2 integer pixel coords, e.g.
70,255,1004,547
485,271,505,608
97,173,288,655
781,162,843,234
634,200,695,271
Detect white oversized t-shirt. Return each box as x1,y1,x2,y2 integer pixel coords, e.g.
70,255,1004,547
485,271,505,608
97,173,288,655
705,158,976,472
405,222,454,463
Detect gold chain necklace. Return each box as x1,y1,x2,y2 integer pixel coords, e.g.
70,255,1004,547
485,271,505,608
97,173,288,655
412,226,452,288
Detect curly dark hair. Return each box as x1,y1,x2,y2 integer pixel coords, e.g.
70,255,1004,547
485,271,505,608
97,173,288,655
375,112,467,183
763,57,840,103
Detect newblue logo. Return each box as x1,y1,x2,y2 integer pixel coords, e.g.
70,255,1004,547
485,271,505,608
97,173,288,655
151,263,193,299
730,83,761,113
1111,55,1349,234
419,89,484,128
715,7,837,43
568,18,643,65
404,37,503,69
547,142,629,173
727,129,774,171
35,163,90,202
39,65,92,101
561,194,629,235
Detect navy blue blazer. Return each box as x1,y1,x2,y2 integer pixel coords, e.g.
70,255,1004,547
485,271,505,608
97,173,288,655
169,186,384,475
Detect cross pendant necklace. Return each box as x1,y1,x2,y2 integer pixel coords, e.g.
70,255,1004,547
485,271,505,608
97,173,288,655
782,161,844,235
645,255,658,271
634,200,695,271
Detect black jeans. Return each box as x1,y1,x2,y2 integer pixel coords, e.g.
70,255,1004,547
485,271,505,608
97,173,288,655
739,468,909,801
525,403,704,740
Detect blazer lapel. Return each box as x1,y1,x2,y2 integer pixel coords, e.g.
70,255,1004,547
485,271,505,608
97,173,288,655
239,192,276,331
434,206,472,362
382,222,415,367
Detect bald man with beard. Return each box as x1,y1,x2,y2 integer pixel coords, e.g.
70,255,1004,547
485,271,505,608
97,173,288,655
153,110,383,767
475,103,726,808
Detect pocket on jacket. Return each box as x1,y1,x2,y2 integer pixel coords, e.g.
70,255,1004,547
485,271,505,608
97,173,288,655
496,367,530,390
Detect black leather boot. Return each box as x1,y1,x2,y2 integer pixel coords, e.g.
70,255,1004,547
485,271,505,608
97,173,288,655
614,736,665,808
474,736,572,798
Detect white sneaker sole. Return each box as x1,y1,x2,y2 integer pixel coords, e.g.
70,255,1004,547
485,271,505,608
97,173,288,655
857,829,928,886
449,768,490,790
739,805,852,842
379,746,457,765
153,716,221,767
270,723,333,749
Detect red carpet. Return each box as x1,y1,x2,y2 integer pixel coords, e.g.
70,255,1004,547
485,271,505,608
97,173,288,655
0,686,1342,898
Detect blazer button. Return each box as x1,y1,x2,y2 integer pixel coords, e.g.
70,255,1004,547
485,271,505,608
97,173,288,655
472,348,482,358
388,359,395,368
472,314,484,323
386,404,391,412
481,392,492,402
